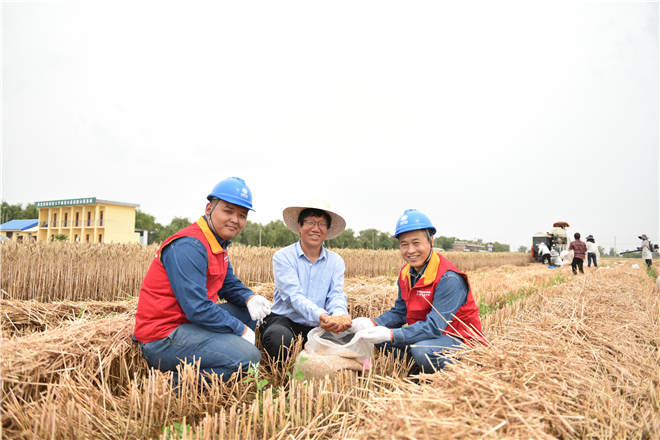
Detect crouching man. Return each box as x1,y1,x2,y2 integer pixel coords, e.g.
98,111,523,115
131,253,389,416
352,209,486,373
133,177,271,383
260,198,352,361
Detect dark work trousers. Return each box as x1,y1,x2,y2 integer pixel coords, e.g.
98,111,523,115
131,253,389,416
541,254,551,265
646,259,652,268
572,257,585,274
260,313,315,361
587,253,597,267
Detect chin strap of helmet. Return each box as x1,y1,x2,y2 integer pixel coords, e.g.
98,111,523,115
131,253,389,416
425,229,434,245
206,198,221,237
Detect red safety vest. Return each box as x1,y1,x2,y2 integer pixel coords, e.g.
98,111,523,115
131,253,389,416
399,252,486,344
133,217,229,343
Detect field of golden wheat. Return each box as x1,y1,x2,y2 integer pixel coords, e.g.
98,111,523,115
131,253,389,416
1,242,658,439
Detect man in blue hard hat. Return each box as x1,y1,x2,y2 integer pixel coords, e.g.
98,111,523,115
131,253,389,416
134,177,271,384
351,209,485,373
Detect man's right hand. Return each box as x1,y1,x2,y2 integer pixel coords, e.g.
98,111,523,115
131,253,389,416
241,325,256,345
350,317,376,333
319,313,342,334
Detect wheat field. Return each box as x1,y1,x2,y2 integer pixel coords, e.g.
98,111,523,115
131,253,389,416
0,241,532,301
1,242,657,439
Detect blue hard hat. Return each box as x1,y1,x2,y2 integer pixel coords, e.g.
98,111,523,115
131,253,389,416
393,209,436,238
207,177,255,211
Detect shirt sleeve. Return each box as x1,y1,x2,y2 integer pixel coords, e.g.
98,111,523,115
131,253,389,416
390,271,469,346
323,256,348,316
273,250,327,324
372,278,409,328
161,237,246,336
217,259,255,306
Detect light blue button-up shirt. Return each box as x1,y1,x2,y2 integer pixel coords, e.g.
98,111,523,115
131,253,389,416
270,241,348,326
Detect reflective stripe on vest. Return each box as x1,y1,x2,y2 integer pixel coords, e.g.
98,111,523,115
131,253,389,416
133,216,229,343
399,252,486,344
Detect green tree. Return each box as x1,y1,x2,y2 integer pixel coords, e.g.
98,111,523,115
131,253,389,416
598,246,606,256
357,229,381,249
1,201,39,223
609,247,617,257
135,209,156,231
54,233,68,241
517,245,528,253
491,242,510,252
376,231,396,250
233,220,263,246
150,217,192,244
326,228,358,249
434,236,456,251
261,220,297,247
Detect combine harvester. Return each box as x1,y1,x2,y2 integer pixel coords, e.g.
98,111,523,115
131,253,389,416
531,221,570,263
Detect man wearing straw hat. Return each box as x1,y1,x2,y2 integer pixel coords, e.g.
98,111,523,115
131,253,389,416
260,198,352,361
351,209,486,374
134,177,272,383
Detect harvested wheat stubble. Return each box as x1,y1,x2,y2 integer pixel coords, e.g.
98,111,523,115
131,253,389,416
1,264,657,439
345,264,660,439
0,297,138,337
1,314,145,403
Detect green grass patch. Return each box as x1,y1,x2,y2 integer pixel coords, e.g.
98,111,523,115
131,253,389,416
478,272,570,317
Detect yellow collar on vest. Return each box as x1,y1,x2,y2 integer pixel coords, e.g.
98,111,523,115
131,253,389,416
196,216,224,254
401,251,441,287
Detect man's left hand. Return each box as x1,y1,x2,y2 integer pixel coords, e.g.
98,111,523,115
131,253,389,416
246,295,272,321
357,326,393,344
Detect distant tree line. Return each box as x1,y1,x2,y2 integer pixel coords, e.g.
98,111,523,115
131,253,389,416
0,202,39,223
1,203,514,251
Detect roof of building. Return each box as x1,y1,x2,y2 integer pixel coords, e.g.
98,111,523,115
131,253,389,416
35,198,140,208
1,219,39,231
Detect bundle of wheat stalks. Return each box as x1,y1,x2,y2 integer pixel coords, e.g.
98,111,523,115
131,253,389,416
2,263,657,439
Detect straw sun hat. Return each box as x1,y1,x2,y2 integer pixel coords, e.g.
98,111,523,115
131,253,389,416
283,198,346,240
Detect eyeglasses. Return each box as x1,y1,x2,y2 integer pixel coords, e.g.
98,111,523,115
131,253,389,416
303,220,328,229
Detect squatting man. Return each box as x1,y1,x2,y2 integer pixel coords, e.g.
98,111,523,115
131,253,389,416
133,177,272,383
350,209,486,373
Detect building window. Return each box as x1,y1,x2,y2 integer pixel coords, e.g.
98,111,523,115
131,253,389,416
100,211,104,226
75,212,79,227
64,213,68,227
87,212,91,227
86,234,90,243
99,234,103,243
6,232,13,239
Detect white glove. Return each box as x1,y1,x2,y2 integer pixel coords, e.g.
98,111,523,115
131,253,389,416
241,325,256,345
350,317,376,333
357,326,392,344
246,295,271,321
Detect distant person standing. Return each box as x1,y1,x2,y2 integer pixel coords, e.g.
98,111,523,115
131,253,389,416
488,243,493,252
640,234,653,268
569,233,586,275
585,235,598,268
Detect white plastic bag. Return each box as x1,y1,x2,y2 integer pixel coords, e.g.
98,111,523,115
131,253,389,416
305,328,373,362
293,328,374,380
560,250,574,266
